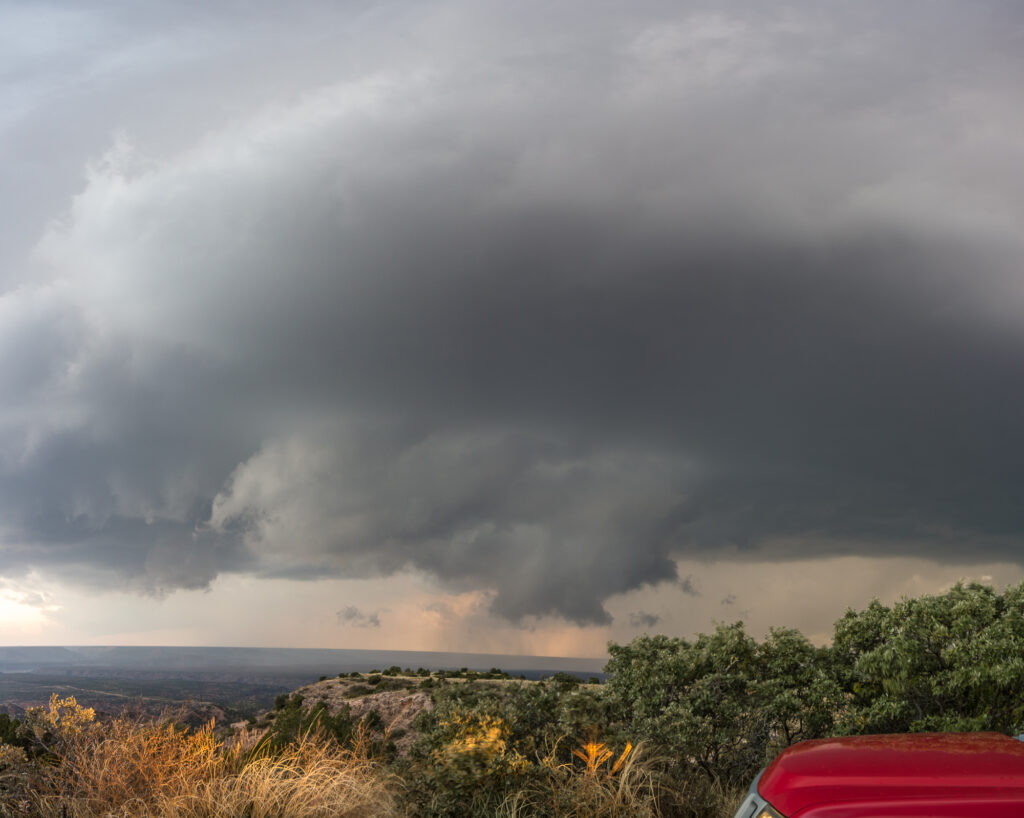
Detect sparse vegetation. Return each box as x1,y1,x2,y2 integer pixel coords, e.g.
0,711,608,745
5,582,1024,816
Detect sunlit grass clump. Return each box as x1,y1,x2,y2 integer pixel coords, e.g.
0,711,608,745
501,738,661,818
22,694,398,818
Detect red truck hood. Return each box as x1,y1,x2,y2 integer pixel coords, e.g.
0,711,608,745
759,732,1024,817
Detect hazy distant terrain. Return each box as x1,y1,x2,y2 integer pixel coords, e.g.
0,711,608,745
0,646,604,673
0,646,604,718
0,672,287,721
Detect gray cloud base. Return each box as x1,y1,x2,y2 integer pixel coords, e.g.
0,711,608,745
2,0,1024,624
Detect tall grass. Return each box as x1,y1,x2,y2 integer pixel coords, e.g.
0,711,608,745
180,730,397,818
27,714,398,818
501,740,662,818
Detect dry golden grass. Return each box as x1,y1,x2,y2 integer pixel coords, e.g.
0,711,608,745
499,739,662,818
27,713,398,818
33,718,229,810
176,730,397,818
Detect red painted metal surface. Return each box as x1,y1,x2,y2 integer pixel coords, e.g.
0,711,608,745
758,732,1024,817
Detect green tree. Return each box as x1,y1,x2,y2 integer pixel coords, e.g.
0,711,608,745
833,581,1024,734
757,627,842,751
606,624,763,784
605,622,840,788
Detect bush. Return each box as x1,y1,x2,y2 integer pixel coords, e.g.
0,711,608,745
833,581,1024,734
403,701,657,817
547,672,580,692
363,710,384,732
605,623,841,792
262,697,354,752
0,713,29,750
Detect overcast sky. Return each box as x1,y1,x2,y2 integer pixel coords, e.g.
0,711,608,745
2,0,1024,655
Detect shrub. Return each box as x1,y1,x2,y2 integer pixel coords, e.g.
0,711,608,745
262,698,354,752
404,709,533,816
605,623,840,791
362,710,384,733
0,740,30,810
0,713,29,750
547,672,580,692
833,581,1024,734
404,703,657,818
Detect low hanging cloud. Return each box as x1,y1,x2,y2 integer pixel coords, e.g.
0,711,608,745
628,611,662,629
2,1,1024,625
337,606,383,629
207,427,685,623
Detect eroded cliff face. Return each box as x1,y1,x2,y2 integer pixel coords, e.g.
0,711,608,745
302,685,433,756
240,674,438,756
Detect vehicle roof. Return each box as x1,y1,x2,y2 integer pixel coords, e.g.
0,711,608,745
759,732,1024,817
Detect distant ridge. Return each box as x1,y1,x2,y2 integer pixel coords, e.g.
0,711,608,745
0,646,84,666
0,645,605,676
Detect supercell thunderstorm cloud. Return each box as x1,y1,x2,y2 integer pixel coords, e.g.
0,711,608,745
2,0,1024,638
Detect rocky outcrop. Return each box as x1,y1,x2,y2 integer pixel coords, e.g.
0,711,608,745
292,677,434,755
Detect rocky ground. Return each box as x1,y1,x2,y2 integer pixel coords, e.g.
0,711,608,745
236,671,526,755
294,677,434,754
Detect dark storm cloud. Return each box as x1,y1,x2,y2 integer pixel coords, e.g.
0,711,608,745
2,0,1024,622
